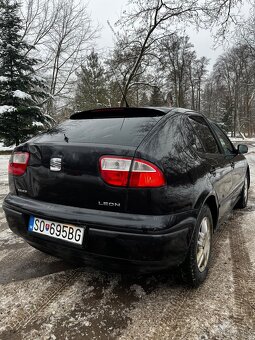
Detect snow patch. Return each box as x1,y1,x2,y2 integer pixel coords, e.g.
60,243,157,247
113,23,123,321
230,137,255,142
44,113,55,122
31,75,46,82
0,105,16,114
12,90,32,100
0,143,13,152
0,76,8,82
0,228,25,247
0,155,10,183
32,121,44,127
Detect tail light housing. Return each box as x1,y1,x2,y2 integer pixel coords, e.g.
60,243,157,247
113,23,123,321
99,156,166,188
8,152,30,176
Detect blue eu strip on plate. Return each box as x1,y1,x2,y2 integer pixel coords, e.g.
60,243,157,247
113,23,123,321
28,216,34,231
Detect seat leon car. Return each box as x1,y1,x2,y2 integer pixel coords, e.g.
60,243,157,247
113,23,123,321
3,107,249,286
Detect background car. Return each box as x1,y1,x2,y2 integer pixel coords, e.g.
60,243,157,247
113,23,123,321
3,107,249,286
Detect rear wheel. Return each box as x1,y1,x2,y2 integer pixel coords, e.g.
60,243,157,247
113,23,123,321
235,174,249,209
181,205,213,287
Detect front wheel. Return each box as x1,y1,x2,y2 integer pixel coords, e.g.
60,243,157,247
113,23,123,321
181,205,213,287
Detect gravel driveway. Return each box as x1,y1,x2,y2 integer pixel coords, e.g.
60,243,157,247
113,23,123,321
0,149,254,340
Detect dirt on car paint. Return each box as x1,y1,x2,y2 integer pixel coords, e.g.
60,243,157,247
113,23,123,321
0,148,254,340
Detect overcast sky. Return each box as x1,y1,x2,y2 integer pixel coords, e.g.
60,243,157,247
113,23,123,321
87,0,250,71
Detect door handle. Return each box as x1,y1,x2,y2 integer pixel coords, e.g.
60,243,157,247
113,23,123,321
231,162,235,169
210,167,216,176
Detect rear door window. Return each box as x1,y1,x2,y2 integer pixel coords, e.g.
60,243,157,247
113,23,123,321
188,116,220,154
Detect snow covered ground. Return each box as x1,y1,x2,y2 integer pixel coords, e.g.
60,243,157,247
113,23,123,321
0,155,9,187
0,148,254,339
231,137,255,143
0,143,13,152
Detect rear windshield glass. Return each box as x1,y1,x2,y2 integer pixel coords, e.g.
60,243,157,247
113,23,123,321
37,117,162,147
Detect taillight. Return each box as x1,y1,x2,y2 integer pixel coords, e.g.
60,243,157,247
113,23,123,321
99,156,166,188
129,159,166,187
100,156,132,186
8,152,30,176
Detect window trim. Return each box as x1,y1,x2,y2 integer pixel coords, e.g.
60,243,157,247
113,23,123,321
185,118,206,153
187,114,222,155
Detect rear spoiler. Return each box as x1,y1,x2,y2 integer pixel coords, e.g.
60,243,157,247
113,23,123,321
70,107,171,119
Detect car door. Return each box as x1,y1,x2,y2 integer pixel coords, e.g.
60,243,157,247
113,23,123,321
188,115,233,221
210,123,246,207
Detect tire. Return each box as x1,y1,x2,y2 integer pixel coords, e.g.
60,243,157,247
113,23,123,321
235,174,249,209
181,204,213,287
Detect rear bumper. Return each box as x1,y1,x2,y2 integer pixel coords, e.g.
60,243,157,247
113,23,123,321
3,194,198,273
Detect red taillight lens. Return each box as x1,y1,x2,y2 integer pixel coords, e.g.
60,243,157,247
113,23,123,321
99,156,132,186
8,152,30,176
129,159,166,187
99,156,166,188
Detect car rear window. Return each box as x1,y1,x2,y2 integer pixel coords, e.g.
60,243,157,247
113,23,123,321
37,116,162,147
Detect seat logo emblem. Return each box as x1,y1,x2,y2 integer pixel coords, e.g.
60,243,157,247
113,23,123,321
50,158,62,171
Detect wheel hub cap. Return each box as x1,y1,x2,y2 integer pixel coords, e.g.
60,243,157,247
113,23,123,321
196,217,211,272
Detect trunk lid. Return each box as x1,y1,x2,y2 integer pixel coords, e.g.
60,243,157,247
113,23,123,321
13,108,166,213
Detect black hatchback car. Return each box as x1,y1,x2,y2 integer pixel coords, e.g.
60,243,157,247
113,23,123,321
3,107,249,286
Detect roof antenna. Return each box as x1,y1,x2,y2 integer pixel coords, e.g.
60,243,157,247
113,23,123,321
64,134,69,143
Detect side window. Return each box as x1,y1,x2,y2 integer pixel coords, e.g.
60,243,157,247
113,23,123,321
191,133,204,153
188,116,220,154
185,119,204,153
211,123,236,155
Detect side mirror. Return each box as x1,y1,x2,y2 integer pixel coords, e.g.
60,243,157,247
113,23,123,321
237,144,248,154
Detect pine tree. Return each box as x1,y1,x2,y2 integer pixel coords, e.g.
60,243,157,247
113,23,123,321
149,87,165,106
139,91,150,106
0,0,49,146
75,50,109,111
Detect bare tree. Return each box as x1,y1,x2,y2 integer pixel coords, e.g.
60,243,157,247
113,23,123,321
111,0,243,106
156,33,208,109
158,34,194,108
237,3,255,56
192,57,209,111
202,44,255,137
20,0,98,115
20,0,59,53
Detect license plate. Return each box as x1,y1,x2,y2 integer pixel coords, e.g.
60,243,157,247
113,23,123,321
28,216,85,245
